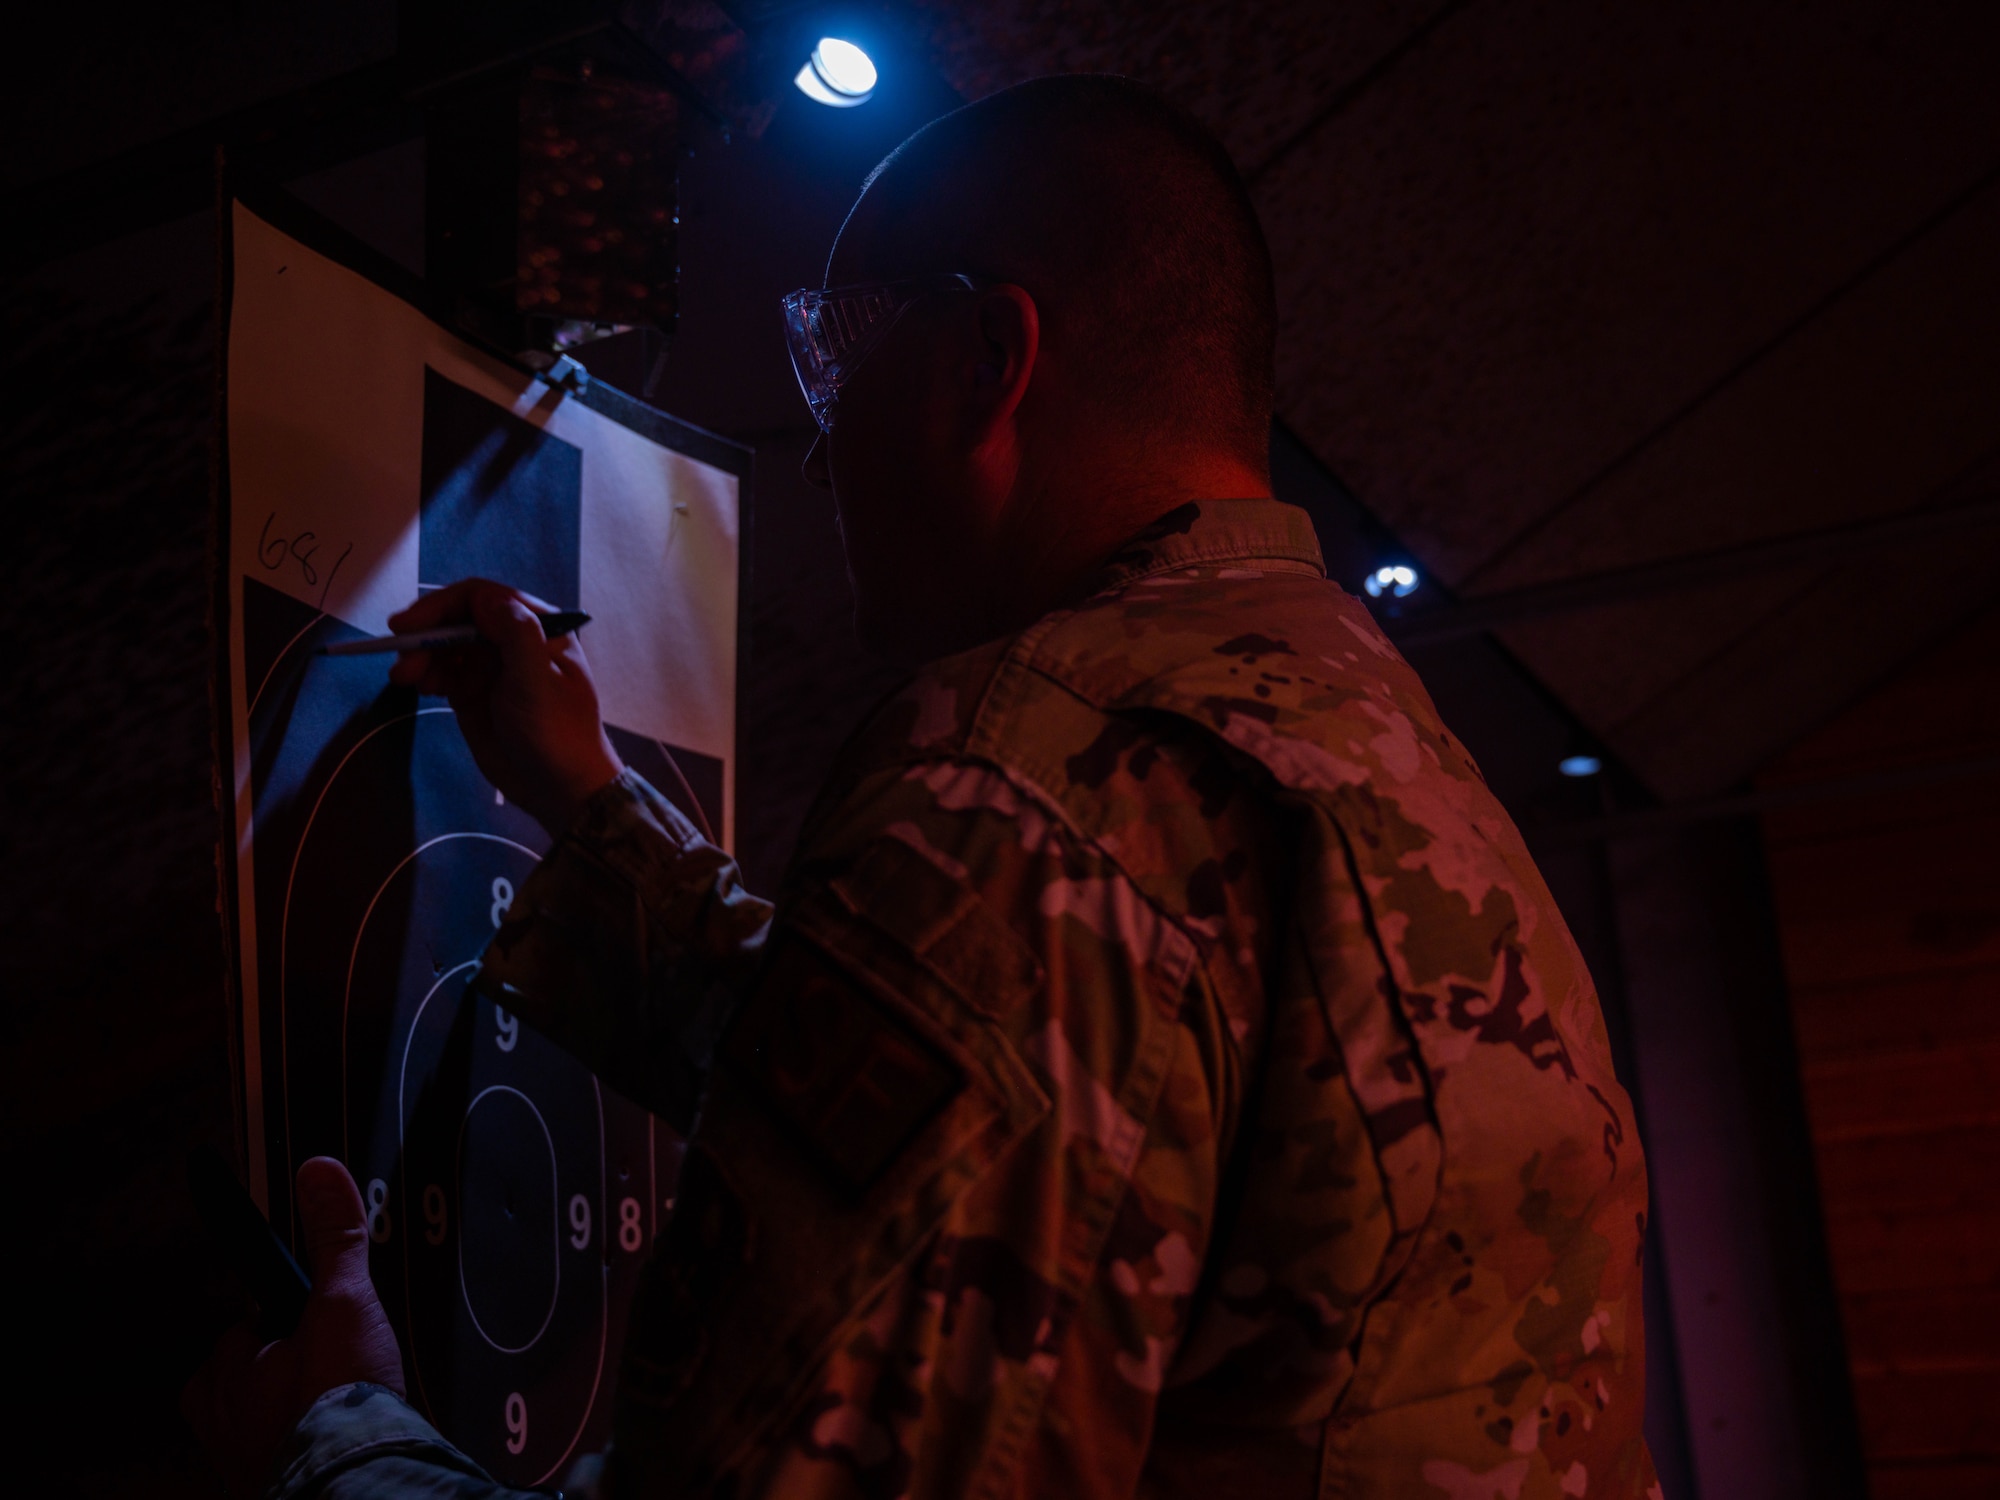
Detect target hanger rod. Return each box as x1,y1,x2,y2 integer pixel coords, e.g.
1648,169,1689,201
318,610,592,657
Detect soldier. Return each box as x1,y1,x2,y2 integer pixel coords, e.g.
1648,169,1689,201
188,75,1657,1499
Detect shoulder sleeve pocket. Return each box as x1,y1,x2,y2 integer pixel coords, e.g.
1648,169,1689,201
720,933,964,1193
611,853,1051,1494
825,827,1046,1017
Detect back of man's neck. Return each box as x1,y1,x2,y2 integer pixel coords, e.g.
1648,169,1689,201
1002,448,1273,624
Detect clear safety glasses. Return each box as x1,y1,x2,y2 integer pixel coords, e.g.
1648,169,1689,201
780,274,982,432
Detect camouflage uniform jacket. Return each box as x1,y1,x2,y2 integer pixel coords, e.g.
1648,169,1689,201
272,498,1656,1500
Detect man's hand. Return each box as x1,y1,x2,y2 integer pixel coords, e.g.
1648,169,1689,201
183,1158,408,1498
386,579,624,835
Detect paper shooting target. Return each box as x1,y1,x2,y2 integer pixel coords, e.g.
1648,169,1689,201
219,194,746,1484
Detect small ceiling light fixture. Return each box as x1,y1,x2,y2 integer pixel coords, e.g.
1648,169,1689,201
1558,754,1604,778
795,37,878,107
1363,563,1419,599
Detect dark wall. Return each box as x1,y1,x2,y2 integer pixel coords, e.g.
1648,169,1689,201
3,211,235,1496
1759,607,2000,1496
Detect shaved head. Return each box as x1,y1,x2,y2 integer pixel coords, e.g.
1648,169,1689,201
805,75,1280,661
831,74,1277,466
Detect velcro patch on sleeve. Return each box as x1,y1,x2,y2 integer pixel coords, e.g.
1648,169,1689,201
829,834,1045,1018
720,934,963,1194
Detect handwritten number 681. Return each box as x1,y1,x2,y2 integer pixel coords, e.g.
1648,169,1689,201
256,511,352,613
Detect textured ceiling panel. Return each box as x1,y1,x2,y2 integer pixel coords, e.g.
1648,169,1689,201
1257,0,2000,584
1474,173,2000,597
910,0,1442,170
1480,180,2000,790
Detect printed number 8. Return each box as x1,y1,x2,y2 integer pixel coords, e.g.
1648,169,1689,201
365,1178,392,1244
490,877,514,929
505,1391,527,1455
618,1195,643,1253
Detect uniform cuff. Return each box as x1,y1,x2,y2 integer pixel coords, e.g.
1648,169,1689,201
569,767,711,875
519,767,736,956
266,1383,487,1499
471,768,769,1131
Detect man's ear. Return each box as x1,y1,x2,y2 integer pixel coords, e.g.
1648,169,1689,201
969,284,1039,427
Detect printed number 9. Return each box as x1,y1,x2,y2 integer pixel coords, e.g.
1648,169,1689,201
422,1183,447,1246
365,1178,392,1244
568,1193,592,1250
495,1007,519,1053
505,1392,527,1455
618,1195,643,1253
490,877,514,929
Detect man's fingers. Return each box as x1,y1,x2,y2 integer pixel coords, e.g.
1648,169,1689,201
294,1156,372,1294
548,625,594,673
386,648,430,688
388,646,463,694
471,591,555,676
389,579,557,633
389,642,499,700
387,578,483,632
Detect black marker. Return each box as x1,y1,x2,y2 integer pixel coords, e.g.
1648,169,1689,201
188,1145,312,1340
318,609,591,657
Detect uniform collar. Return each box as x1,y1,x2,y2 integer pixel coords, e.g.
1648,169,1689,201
1085,498,1328,597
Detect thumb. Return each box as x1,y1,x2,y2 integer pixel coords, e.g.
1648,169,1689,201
295,1157,373,1295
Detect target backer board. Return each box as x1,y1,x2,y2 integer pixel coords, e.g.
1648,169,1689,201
217,193,747,1485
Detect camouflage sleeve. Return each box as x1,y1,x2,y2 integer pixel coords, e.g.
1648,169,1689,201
266,1382,534,1500
605,756,1244,1499
469,767,774,1132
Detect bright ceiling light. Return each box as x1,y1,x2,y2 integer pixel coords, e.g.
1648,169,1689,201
1558,754,1603,778
1363,563,1419,599
795,37,877,107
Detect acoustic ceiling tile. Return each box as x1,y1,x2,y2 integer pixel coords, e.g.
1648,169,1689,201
1258,0,2000,583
